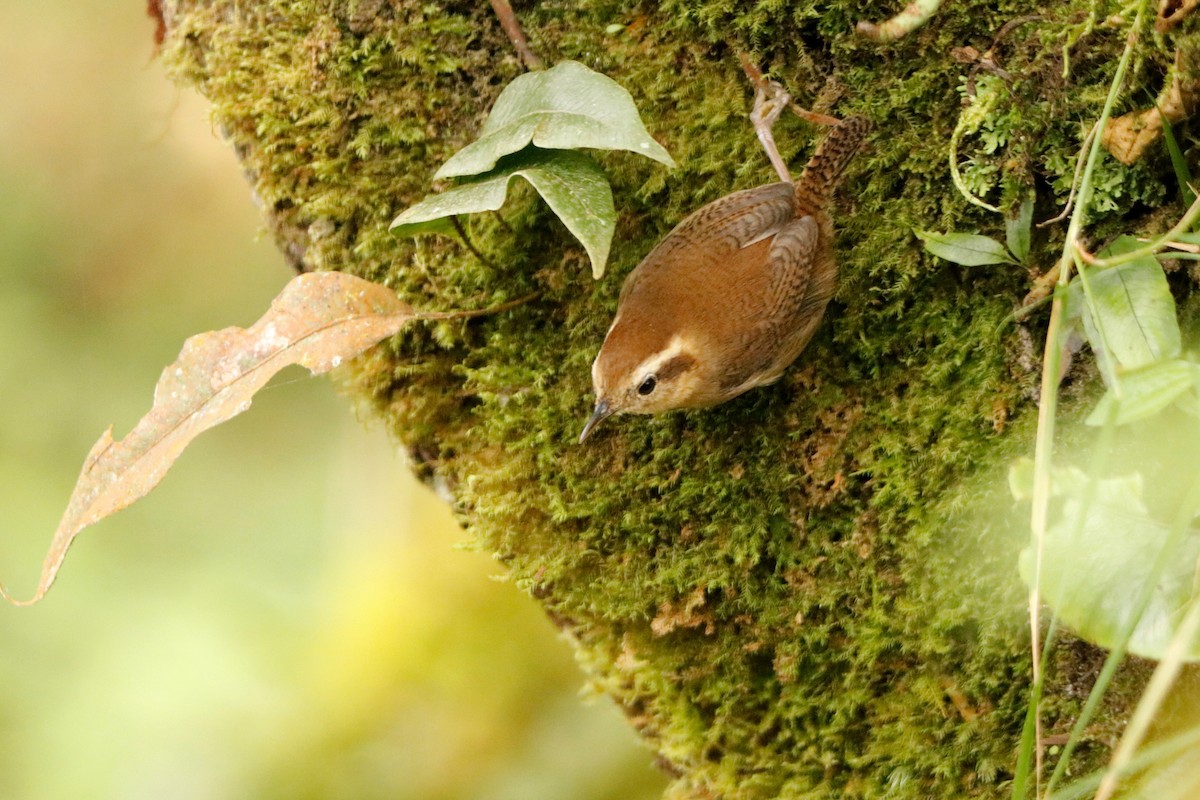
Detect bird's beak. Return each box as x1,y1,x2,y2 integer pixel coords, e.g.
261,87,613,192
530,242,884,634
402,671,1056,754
578,399,614,443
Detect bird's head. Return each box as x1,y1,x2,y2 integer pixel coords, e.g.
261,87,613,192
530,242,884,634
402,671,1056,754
580,323,703,442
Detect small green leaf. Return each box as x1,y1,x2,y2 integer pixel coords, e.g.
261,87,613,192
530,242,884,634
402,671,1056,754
435,60,675,179
1019,469,1200,660
1005,195,1034,263
915,230,1017,266
391,149,615,277
1069,236,1181,383
1085,358,1196,426
1161,112,1196,207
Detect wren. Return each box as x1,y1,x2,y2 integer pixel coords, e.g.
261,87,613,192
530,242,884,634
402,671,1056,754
580,87,871,442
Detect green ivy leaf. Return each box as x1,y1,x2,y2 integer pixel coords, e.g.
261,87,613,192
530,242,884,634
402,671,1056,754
391,149,615,277
435,60,675,179
1005,195,1034,263
1085,359,1196,426
1020,469,1200,660
914,230,1017,266
1067,236,1181,384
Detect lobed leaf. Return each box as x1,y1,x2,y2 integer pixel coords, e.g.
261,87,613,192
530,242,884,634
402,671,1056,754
1,272,412,606
914,230,1017,266
434,60,675,179
392,149,615,277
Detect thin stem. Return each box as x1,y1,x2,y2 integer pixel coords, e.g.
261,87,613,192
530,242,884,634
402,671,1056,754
737,52,766,85
1039,122,1099,228
419,291,539,322
1022,3,1146,795
737,53,841,127
1094,593,1200,800
488,0,543,71
489,210,515,234
1149,251,1200,260
1081,191,1200,269
1046,724,1200,800
450,216,497,270
965,15,1042,97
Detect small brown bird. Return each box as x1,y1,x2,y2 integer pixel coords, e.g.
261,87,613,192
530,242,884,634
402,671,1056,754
580,84,871,442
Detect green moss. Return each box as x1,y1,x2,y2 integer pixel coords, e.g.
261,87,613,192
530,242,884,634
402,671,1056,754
160,1,1194,797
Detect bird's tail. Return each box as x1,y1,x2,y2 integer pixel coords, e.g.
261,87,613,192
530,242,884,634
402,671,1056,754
795,115,872,204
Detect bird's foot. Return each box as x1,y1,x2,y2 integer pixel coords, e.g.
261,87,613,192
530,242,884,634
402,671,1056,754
750,80,794,183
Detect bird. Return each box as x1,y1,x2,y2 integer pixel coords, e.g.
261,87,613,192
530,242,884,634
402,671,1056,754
580,80,871,443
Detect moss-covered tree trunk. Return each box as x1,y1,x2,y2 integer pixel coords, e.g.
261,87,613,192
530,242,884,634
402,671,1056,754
157,2,1194,797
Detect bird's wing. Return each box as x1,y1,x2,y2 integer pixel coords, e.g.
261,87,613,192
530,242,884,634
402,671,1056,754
764,214,821,321
631,182,796,275
716,214,825,393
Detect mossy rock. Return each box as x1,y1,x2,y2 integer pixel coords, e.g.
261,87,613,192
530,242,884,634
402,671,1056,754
158,1,1194,797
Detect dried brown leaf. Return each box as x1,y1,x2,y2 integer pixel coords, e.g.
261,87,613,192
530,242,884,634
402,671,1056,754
1102,46,1200,164
2,272,412,606
1158,0,1200,32
1102,108,1165,166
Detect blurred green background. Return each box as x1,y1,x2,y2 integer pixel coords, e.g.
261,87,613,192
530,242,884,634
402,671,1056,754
0,3,664,798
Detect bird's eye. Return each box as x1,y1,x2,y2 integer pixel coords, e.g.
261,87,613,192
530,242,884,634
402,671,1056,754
638,375,657,396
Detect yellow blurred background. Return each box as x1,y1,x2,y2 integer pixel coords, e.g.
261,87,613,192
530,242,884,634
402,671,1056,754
0,3,664,798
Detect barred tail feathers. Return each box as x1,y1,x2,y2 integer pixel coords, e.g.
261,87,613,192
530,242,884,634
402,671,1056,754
795,115,871,202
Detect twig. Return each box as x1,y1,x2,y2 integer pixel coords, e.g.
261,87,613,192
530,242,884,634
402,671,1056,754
147,0,167,50
1021,264,1061,308
1038,120,1100,228
450,216,497,270
964,15,1041,97
488,0,543,71
1156,237,1200,253
737,53,767,87
490,210,515,234
788,105,842,127
420,291,539,321
736,53,842,127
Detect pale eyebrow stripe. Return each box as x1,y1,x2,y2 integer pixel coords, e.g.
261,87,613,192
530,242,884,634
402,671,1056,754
632,334,688,379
